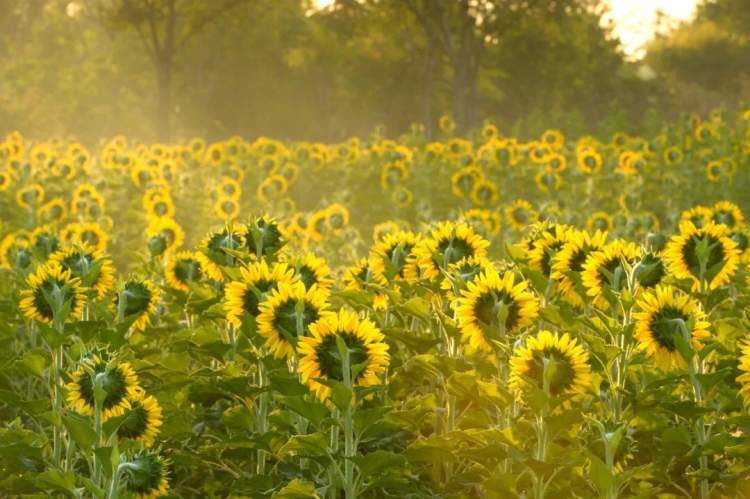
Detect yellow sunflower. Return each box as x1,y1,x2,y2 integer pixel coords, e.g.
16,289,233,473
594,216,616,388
224,260,297,328
586,211,614,233
370,230,422,283
415,222,490,281
527,223,572,278
711,201,744,229
214,197,240,221
49,244,115,300
440,255,496,303
20,262,86,324
736,341,750,408
505,200,537,230
679,206,712,229
551,229,608,306
581,240,641,309
257,281,332,359
165,251,222,292
117,391,163,447
509,330,592,402
298,309,390,401
664,221,740,292
633,285,710,370
16,183,45,209
287,252,334,293
122,449,170,499
146,217,185,256
455,270,540,353
66,358,142,420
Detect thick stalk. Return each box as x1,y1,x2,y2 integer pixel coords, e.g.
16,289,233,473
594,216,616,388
342,345,355,498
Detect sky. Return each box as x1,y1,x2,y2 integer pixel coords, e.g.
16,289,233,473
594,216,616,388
607,0,699,59
314,0,700,60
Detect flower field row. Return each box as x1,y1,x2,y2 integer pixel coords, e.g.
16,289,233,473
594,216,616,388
1,111,750,498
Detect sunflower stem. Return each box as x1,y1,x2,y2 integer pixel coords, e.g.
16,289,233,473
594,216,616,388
51,342,64,469
256,354,268,475
341,344,356,499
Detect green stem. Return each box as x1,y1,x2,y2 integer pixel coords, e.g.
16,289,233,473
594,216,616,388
52,343,64,468
256,356,268,475
342,345,355,499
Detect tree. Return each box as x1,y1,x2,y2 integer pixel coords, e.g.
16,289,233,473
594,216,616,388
84,0,251,141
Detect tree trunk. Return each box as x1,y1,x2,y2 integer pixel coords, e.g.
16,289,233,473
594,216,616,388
156,59,172,142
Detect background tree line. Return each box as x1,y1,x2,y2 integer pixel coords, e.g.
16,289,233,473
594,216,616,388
0,0,745,143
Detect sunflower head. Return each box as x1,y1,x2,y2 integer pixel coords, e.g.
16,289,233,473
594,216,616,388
711,201,744,229
202,227,246,267
224,260,297,328
146,217,184,257
257,281,332,359
245,216,284,259
118,391,163,447
165,251,219,292
288,252,334,292
369,230,421,283
440,255,496,302
20,261,86,324
49,244,115,300
551,229,608,306
509,330,592,405
298,309,390,401
115,278,160,331
66,355,142,420
736,342,750,409
416,222,490,281
664,221,740,291
633,285,710,370
581,240,641,309
455,270,540,353
121,449,170,499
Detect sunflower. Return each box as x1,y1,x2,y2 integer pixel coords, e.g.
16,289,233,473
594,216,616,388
0,169,12,192
117,391,163,447
380,161,409,189
706,161,723,182
224,260,297,328
736,341,750,408
586,211,613,233
451,166,483,198
214,197,240,221
527,223,572,278
39,198,67,223
165,251,220,292
202,226,246,267
505,200,537,230
73,222,109,254
535,171,561,194
470,179,498,206
541,129,565,150
711,201,744,229
16,183,45,209
415,222,490,281
461,208,502,236
577,147,603,174
121,449,170,499
257,281,332,359
30,225,60,259
680,206,712,229
20,262,86,324
370,230,421,283
509,330,592,402
455,270,540,353
115,278,161,331
66,358,142,420
391,186,414,208
440,255,496,303
257,175,288,203
633,285,710,370
663,146,683,166
307,209,328,242
550,229,608,306
144,192,175,219
633,252,667,289
0,231,32,269
146,217,185,256
298,309,390,401
545,153,567,173
664,221,740,292
245,216,285,258
49,244,115,300
581,240,641,308
286,252,334,293
325,203,350,233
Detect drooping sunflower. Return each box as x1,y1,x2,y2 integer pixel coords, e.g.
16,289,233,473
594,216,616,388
633,285,710,370
509,330,592,403
146,217,185,256
633,252,668,289
66,357,142,420
550,229,608,306
581,240,641,308
117,391,163,447
369,230,421,283
49,244,115,300
298,309,390,401
244,216,284,258
20,262,86,324
202,226,246,267
29,225,60,259
664,221,740,291
224,260,297,328
115,278,161,331
121,449,170,499
415,222,490,281
505,200,537,230
455,270,540,353
711,201,744,229
257,281,332,359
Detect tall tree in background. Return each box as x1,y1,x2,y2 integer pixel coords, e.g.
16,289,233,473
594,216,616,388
84,0,250,141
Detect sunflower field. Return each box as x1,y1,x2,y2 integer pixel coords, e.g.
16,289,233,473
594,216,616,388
2,109,750,499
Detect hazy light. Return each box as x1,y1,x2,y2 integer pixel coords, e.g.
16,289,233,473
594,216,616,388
606,0,698,59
